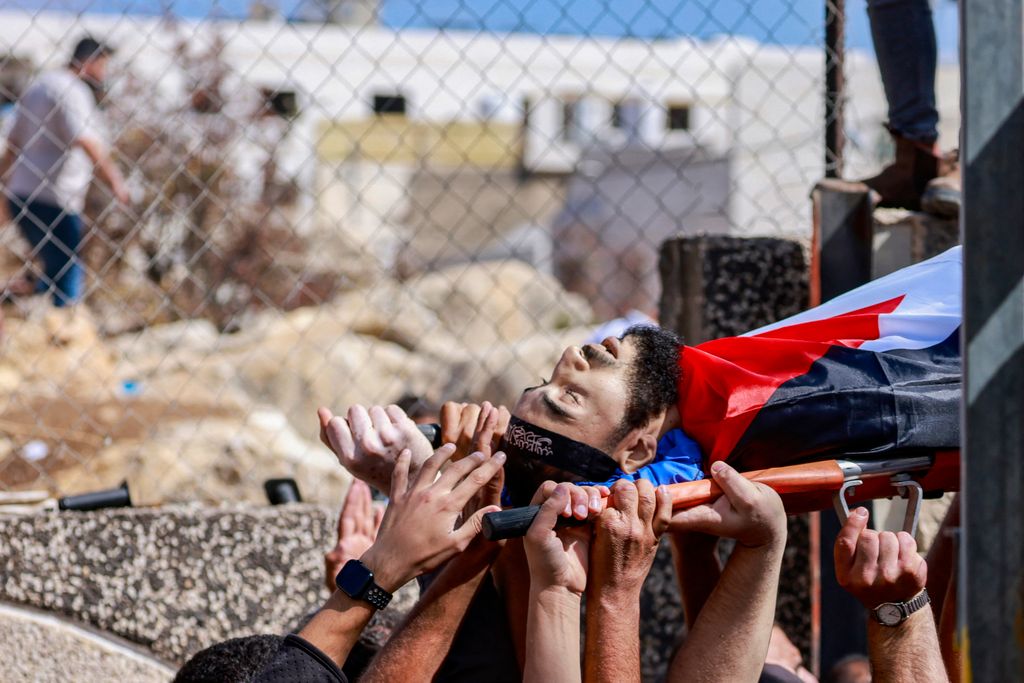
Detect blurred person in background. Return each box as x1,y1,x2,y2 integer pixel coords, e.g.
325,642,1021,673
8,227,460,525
824,655,872,683
858,0,960,216
761,625,819,682
0,36,129,307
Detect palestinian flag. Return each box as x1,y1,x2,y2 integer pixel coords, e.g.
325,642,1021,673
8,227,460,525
678,246,962,471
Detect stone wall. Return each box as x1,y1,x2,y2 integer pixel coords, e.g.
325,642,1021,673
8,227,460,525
1,504,334,668
658,234,808,345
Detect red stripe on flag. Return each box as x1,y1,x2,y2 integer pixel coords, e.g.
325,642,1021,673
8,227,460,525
678,296,905,465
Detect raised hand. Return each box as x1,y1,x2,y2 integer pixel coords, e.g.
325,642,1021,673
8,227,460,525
524,482,605,595
668,461,787,549
583,479,673,683
359,444,506,592
318,404,434,492
441,400,511,460
666,462,788,683
589,479,673,595
835,506,928,608
324,479,384,592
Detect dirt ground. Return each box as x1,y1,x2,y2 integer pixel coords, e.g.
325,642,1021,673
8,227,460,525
0,394,233,491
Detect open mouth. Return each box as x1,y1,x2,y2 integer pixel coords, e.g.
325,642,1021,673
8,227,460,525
602,336,621,359
583,342,616,365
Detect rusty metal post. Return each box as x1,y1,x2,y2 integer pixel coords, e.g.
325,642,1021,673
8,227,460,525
825,0,846,178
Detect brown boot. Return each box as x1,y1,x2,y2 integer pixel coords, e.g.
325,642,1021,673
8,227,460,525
921,151,961,218
860,133,941,211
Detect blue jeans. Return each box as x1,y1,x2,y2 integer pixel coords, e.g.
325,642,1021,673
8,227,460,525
866,0,939,144
7,196,83,307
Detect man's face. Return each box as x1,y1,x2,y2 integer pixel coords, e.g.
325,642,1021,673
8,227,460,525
79,55,109,87
512,326,681,456
514,336,632,452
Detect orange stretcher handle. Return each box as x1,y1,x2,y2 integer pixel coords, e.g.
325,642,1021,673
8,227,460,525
482,452,960,540
664,459,847,509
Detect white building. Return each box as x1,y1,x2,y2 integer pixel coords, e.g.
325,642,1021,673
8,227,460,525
1,11,959,311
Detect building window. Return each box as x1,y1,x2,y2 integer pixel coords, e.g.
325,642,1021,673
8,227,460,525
561,98,579,141
521,96,532,128
373,93,407,115
612,99,643,138
667,103,691,131
610,101,624,129
261,88,299,118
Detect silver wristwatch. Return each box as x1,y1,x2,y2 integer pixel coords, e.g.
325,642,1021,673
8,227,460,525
872,589,930,626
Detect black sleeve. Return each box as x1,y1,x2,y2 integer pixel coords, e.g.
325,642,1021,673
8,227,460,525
253,634,348,683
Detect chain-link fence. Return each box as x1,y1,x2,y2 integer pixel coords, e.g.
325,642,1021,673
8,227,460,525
0,2,955,507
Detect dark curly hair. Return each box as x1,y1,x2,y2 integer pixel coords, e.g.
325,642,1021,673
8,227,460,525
174,634,283,683
608,325,682,450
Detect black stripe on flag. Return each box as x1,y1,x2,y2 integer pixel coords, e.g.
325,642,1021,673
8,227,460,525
729,329,961,470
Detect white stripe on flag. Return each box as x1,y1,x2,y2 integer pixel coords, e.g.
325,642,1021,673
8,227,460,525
746,246,962,353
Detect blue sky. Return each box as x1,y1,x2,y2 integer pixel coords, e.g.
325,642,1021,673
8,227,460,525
8,0,960,61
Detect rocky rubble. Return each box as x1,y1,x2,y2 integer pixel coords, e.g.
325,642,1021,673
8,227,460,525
0,260,594,506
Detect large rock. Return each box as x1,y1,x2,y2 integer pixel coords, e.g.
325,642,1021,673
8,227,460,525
447,325,593,407
1,259,596,506
55,408,348,506
226,329,452,442
0,309,117,398
408,260,593,348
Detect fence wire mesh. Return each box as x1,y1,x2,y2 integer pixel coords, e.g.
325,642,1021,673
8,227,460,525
0,1,926,507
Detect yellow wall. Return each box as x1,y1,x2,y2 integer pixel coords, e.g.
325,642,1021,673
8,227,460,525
317,116,521,168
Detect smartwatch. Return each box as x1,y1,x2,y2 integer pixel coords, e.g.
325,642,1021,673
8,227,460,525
872,589,930,626
336,559,393,610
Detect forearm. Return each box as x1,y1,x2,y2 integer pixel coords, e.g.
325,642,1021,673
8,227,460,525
362,543,500,682
95,154,125,192
669,532,721,630
492,539,531,669
669,541,783,683
868,608,949,683
525,587,582,683
300,547,412,670
584,589,641,683
297,591,377,669
75,136,124,191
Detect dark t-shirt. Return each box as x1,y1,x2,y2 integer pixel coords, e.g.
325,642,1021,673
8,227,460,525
434,574,520,683
254,634,348,683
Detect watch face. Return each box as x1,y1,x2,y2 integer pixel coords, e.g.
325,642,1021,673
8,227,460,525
877,603,903,626
337,560,373,597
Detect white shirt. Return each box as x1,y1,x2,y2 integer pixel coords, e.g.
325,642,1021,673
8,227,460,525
5,69,102,214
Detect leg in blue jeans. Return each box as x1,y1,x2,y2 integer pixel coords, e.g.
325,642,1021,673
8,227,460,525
8,197,84,307
866,0,939,144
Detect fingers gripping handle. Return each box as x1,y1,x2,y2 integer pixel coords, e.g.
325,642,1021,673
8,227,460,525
482,505,586,541
482,461,848,540
482,480,726,540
